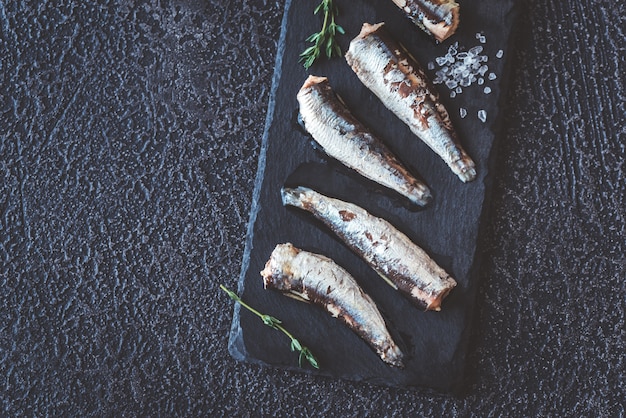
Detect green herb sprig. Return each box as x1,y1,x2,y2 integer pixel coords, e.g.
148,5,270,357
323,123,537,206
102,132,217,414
300,0,345,69
220,284,319,369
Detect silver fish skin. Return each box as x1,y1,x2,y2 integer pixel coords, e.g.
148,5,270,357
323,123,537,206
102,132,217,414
345,22,476,183
281,186,457,311
297,75,432,207
261,243,404,367
390,0,460,42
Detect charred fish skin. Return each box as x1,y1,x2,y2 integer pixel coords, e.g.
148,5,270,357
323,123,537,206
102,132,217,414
390,0,460,42
345,22,476,183
297,75,432,207
281,187,457,311
261,243,405,367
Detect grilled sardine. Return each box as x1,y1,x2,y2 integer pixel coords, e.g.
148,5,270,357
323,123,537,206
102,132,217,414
261,243,404,367
282,186,457,311
391,0,460,42
298,75,432,206
346,22,476,182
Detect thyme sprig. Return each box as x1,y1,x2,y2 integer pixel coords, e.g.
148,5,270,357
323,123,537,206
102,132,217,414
220,284,319,369
299,0,345,69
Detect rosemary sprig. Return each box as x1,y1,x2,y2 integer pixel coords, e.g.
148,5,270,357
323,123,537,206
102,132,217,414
220,284,319,369
299,0,345,69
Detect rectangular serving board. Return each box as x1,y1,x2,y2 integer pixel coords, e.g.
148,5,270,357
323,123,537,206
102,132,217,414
229,0,517,392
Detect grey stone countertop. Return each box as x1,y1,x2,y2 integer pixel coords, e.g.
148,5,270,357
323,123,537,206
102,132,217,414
1,1,624,416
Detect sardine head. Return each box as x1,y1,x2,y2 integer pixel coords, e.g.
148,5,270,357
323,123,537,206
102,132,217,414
260,243,298,291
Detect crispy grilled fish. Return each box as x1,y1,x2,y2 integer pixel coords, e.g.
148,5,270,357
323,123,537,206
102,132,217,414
261,243,404,367
345,22,476,183
391,0,460,42
282,186,457,311
298,75,432,206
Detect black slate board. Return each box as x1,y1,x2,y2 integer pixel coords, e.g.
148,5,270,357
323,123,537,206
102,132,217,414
229,0,517,392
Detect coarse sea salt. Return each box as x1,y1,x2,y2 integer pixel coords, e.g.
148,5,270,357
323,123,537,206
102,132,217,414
430,39,500,98
429,36,504,124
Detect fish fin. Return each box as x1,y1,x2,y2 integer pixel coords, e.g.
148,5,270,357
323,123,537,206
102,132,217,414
376,272,399,290
398,41,419,66
335,92,347,108
285,291,311,303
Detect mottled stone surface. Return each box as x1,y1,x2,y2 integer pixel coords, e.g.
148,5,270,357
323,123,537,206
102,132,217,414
1,0,624,416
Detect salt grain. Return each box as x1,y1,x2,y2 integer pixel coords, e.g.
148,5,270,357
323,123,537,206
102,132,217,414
488,72,497,80
478,109,487,122
446,79,458,89
496,49,504,58
460,107,467,118
469,45,483,56
484,86,492,94
428,61,435,70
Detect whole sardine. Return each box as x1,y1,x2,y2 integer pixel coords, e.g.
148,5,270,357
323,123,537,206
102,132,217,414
390,0,460,42
282,186,457,311
261,243,404,367
345,22,476,183
297,75,432,206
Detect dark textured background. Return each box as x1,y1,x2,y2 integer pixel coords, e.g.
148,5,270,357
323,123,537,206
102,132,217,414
1,0,624,416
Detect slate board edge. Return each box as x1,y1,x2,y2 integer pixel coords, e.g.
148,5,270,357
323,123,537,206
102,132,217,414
456,1,522,393
227,0,294,363
228,0,519,394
